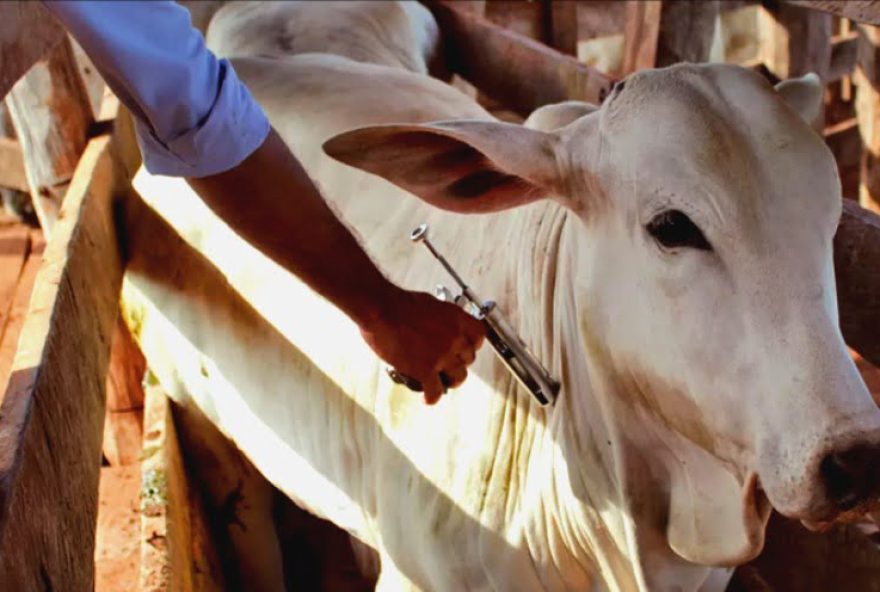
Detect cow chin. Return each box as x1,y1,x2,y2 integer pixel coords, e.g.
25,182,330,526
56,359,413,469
658,431,773,567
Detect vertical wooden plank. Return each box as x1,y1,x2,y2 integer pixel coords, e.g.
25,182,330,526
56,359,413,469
548,0,579,56
0,132,123,591
0,230,44,389
621,0,663,73
6,36,95,233
621,1,719,73
761,1,833,80
655,1,720,67
140,386,224,592
103,316,146,467
856,23,880,212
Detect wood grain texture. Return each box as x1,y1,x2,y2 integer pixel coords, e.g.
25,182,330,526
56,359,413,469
761,1,833,80
856,24,880,212
785,0,880,26
0,230,43,391
621,0,662,73
6,37,95,232
0,137,27,193
103,315,145,467
139,385,224,592
836,199,880,368
0,132,123,590
427,0,614,115
0,1,65,99
655,0,720,67
830,32,859,82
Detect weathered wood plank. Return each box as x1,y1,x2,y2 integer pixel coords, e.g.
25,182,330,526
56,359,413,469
0,131,123,590
6,36,95,232
103,316,146,467
836,199,880,368
0,230,44,389
0,2,66,99
0,138,27,193
548,0,578,56
761,1,833,81
427,0,614,114
0,225,29,337
830,33,859,83
621,0,663,73
826,118,861,165
655,0,720,67
855,23,880,212
620,0,719,75
140,385,224,592
785,1,880,26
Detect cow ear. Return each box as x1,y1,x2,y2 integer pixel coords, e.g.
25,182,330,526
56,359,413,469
775,73,823,130
524,101,598,132
323,120,563,214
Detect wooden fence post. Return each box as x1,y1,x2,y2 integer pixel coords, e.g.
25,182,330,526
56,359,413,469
856,23,880,212
761,1,833,80
5,37,94,233
621,0,719,74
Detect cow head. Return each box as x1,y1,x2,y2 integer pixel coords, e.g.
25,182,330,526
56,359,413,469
323,63,880,568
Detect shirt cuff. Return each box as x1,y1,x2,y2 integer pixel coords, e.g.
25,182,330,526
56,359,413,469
135,59,271,178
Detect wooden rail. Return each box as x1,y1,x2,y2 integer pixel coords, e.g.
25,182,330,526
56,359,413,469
785,1,880,26
426,1,614,113
0,2,65,99
0,130,125,589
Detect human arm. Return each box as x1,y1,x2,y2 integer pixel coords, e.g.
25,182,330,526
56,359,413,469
42,0,484,402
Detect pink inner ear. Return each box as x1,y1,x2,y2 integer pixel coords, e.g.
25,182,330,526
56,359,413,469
323,126,550,214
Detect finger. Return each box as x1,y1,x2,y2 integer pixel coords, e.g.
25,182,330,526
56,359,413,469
422,374,445,405
459,314,486,347
441,365,467,389
456,346,476,366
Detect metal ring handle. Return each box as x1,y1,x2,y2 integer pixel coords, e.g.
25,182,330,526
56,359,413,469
386,367,452,393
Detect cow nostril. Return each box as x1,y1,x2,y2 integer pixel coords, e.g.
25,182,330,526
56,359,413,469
819,446,876,511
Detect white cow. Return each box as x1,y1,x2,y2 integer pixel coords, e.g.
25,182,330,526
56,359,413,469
124,2,880,590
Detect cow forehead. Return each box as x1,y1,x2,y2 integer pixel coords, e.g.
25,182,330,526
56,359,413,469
586,64,839,234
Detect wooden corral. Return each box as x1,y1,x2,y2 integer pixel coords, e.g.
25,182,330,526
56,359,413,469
3,1,880,590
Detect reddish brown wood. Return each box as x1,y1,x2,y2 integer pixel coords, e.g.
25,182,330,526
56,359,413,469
427,1,614,115
0,132,123,590
761,1,833,81
103,316,146,466
483,1,546,42
0,225,30,336
830,33,859,83
548,0,578,56
0,230,44,391
621,0,662,73
0,138,27,194
655,1,720,67
855,24,880,212
5,37,95,232
0,2,66,99
140,386,225,592
836,200,880,368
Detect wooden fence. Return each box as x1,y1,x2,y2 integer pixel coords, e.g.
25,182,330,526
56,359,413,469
2,0,880,588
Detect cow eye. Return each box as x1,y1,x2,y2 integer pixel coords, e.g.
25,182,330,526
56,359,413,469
646,210,711,251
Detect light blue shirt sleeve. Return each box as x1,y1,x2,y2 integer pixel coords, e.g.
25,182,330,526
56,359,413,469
42,1,270,178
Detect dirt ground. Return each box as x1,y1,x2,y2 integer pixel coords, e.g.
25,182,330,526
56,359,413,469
95,464,141,590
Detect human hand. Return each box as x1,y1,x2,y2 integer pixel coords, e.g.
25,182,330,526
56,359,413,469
360,289,485,404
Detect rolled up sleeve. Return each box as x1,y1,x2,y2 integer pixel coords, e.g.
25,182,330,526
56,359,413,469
43,0,270,178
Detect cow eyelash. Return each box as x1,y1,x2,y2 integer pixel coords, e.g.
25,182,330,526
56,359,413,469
645,210,712,251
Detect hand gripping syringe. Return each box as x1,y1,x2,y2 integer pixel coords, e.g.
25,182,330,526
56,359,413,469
387,224,560,406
